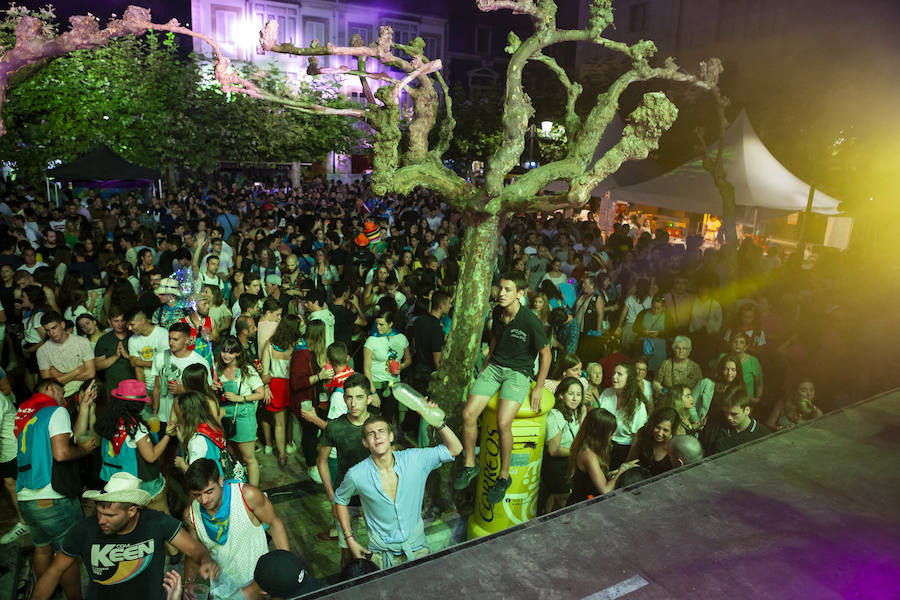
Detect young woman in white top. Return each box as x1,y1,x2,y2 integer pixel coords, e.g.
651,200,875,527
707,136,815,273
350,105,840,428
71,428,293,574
542,377,586,513
596,362,649,470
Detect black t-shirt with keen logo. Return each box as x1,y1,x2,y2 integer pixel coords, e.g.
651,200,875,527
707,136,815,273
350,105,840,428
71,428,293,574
61,509,181,600
489,303,549,376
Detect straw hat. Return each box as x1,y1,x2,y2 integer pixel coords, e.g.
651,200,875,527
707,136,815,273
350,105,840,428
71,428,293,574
83,472,151,506
155,277,181,296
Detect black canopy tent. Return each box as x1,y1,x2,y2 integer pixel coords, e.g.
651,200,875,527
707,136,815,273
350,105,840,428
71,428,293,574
45,145,162,202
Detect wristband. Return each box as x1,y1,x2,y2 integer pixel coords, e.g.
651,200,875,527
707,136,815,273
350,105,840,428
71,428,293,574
344,532,354,539
435,422,447,431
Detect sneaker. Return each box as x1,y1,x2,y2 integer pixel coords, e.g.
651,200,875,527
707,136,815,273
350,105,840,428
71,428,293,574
453,465,480,490
285,443,297,455
0,522,29,544
264,446,273,455
486,477,511,504
308,466,323,484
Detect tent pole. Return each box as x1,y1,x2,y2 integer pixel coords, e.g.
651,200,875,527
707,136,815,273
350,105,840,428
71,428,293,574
45,178,51,205
799,184,815,255
158,179,162,198
752,208,759,239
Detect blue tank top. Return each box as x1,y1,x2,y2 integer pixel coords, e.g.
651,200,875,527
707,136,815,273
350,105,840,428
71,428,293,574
100,431,160,483
16,406,56,492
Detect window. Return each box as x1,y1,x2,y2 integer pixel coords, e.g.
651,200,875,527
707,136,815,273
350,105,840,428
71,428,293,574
304,18,328,46
468,67,498,97
211,5,242,58
422,34,440,59
303,17,329,65
628,3,649,33
475,26,491,54
250,2,298,45
348,23,371,46
385,20,418,45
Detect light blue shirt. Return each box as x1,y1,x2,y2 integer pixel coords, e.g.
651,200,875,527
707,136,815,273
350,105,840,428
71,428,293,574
334,445,453,546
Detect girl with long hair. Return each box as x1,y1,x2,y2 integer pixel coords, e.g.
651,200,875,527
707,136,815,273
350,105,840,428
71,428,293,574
542,377,586,513
261,314,303,466
596,362,649,470
565,407,635,505
94,380,173,513
544,352,585,394
19,284,48,389
289,319,335,482
213,336,265,486
693,353,746,426
174,390,244,481
766,378,822,431
363,307,411,440
656,385,698,435
625,406,679,476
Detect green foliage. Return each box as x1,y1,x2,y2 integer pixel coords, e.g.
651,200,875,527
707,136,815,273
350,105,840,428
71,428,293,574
0,31,364,185
0,3,57,51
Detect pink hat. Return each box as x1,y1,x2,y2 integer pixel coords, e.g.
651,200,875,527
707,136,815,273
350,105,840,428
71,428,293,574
110,379,150,403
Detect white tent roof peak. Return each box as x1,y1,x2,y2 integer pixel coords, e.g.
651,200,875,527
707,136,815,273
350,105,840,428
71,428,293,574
612,110,842,216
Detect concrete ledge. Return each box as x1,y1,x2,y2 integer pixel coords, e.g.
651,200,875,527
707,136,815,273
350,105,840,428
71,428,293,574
305,388,900,599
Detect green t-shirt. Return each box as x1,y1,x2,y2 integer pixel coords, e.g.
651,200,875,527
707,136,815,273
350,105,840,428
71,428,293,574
321,415,370,488
489,303,549,376
94,331,136,390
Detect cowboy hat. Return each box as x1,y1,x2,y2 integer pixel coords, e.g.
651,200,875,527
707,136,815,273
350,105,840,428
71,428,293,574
110,379,150,404
83,472,151,506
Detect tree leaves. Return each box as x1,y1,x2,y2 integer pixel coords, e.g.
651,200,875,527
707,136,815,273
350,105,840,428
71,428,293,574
1,31,364,185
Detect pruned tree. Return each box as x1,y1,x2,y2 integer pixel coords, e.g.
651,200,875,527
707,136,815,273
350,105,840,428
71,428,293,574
250,0,726,414
1,1,725,421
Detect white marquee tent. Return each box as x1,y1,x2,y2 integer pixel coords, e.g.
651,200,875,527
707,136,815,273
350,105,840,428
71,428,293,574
611,111,842,216
542,111,841,220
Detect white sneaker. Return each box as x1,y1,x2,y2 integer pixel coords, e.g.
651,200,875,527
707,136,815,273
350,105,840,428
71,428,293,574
264,446,273,455
285,443,297,455
308,466,322,484
0,522,30,544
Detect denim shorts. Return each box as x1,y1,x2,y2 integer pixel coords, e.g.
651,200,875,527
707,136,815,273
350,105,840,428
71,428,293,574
19,497,83,548
469,364,532,404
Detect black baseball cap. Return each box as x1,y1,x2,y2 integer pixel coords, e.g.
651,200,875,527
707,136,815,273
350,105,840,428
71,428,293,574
254,550,320,598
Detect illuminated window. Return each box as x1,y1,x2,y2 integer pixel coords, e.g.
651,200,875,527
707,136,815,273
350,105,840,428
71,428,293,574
348,23,371,45
250,2,298,45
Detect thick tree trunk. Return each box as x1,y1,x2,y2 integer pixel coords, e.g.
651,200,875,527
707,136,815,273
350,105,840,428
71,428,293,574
427,212,501,415
424,211,501,516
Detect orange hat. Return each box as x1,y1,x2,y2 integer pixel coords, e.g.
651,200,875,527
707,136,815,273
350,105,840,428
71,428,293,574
355,233,369,247
363,221,378,234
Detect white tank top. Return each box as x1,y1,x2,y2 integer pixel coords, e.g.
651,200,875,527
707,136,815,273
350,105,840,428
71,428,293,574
190,482,268,598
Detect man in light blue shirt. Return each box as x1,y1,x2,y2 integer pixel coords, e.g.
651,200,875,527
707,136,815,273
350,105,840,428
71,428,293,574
333,411,461,569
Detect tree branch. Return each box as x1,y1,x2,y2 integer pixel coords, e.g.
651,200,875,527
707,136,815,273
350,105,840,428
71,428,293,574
530,51,581,140
432,71,456,159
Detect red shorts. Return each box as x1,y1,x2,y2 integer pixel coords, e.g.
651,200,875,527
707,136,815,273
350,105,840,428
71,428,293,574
266,377,290,412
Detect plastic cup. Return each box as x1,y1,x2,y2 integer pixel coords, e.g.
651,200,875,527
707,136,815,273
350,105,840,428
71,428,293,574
185,583,209,600
146,414,160,433
301,400,313,413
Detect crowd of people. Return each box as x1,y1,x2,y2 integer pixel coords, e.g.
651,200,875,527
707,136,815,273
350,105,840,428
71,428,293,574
0,174,889,599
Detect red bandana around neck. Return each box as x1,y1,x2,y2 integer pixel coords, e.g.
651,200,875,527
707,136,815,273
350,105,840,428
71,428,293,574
109,418,130,454
197,422,225,449
14,393,59,437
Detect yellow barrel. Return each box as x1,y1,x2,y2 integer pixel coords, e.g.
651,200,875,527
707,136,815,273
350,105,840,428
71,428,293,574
466,382,554,539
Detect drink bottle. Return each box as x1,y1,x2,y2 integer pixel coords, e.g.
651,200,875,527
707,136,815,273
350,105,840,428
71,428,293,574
391,382,445,427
